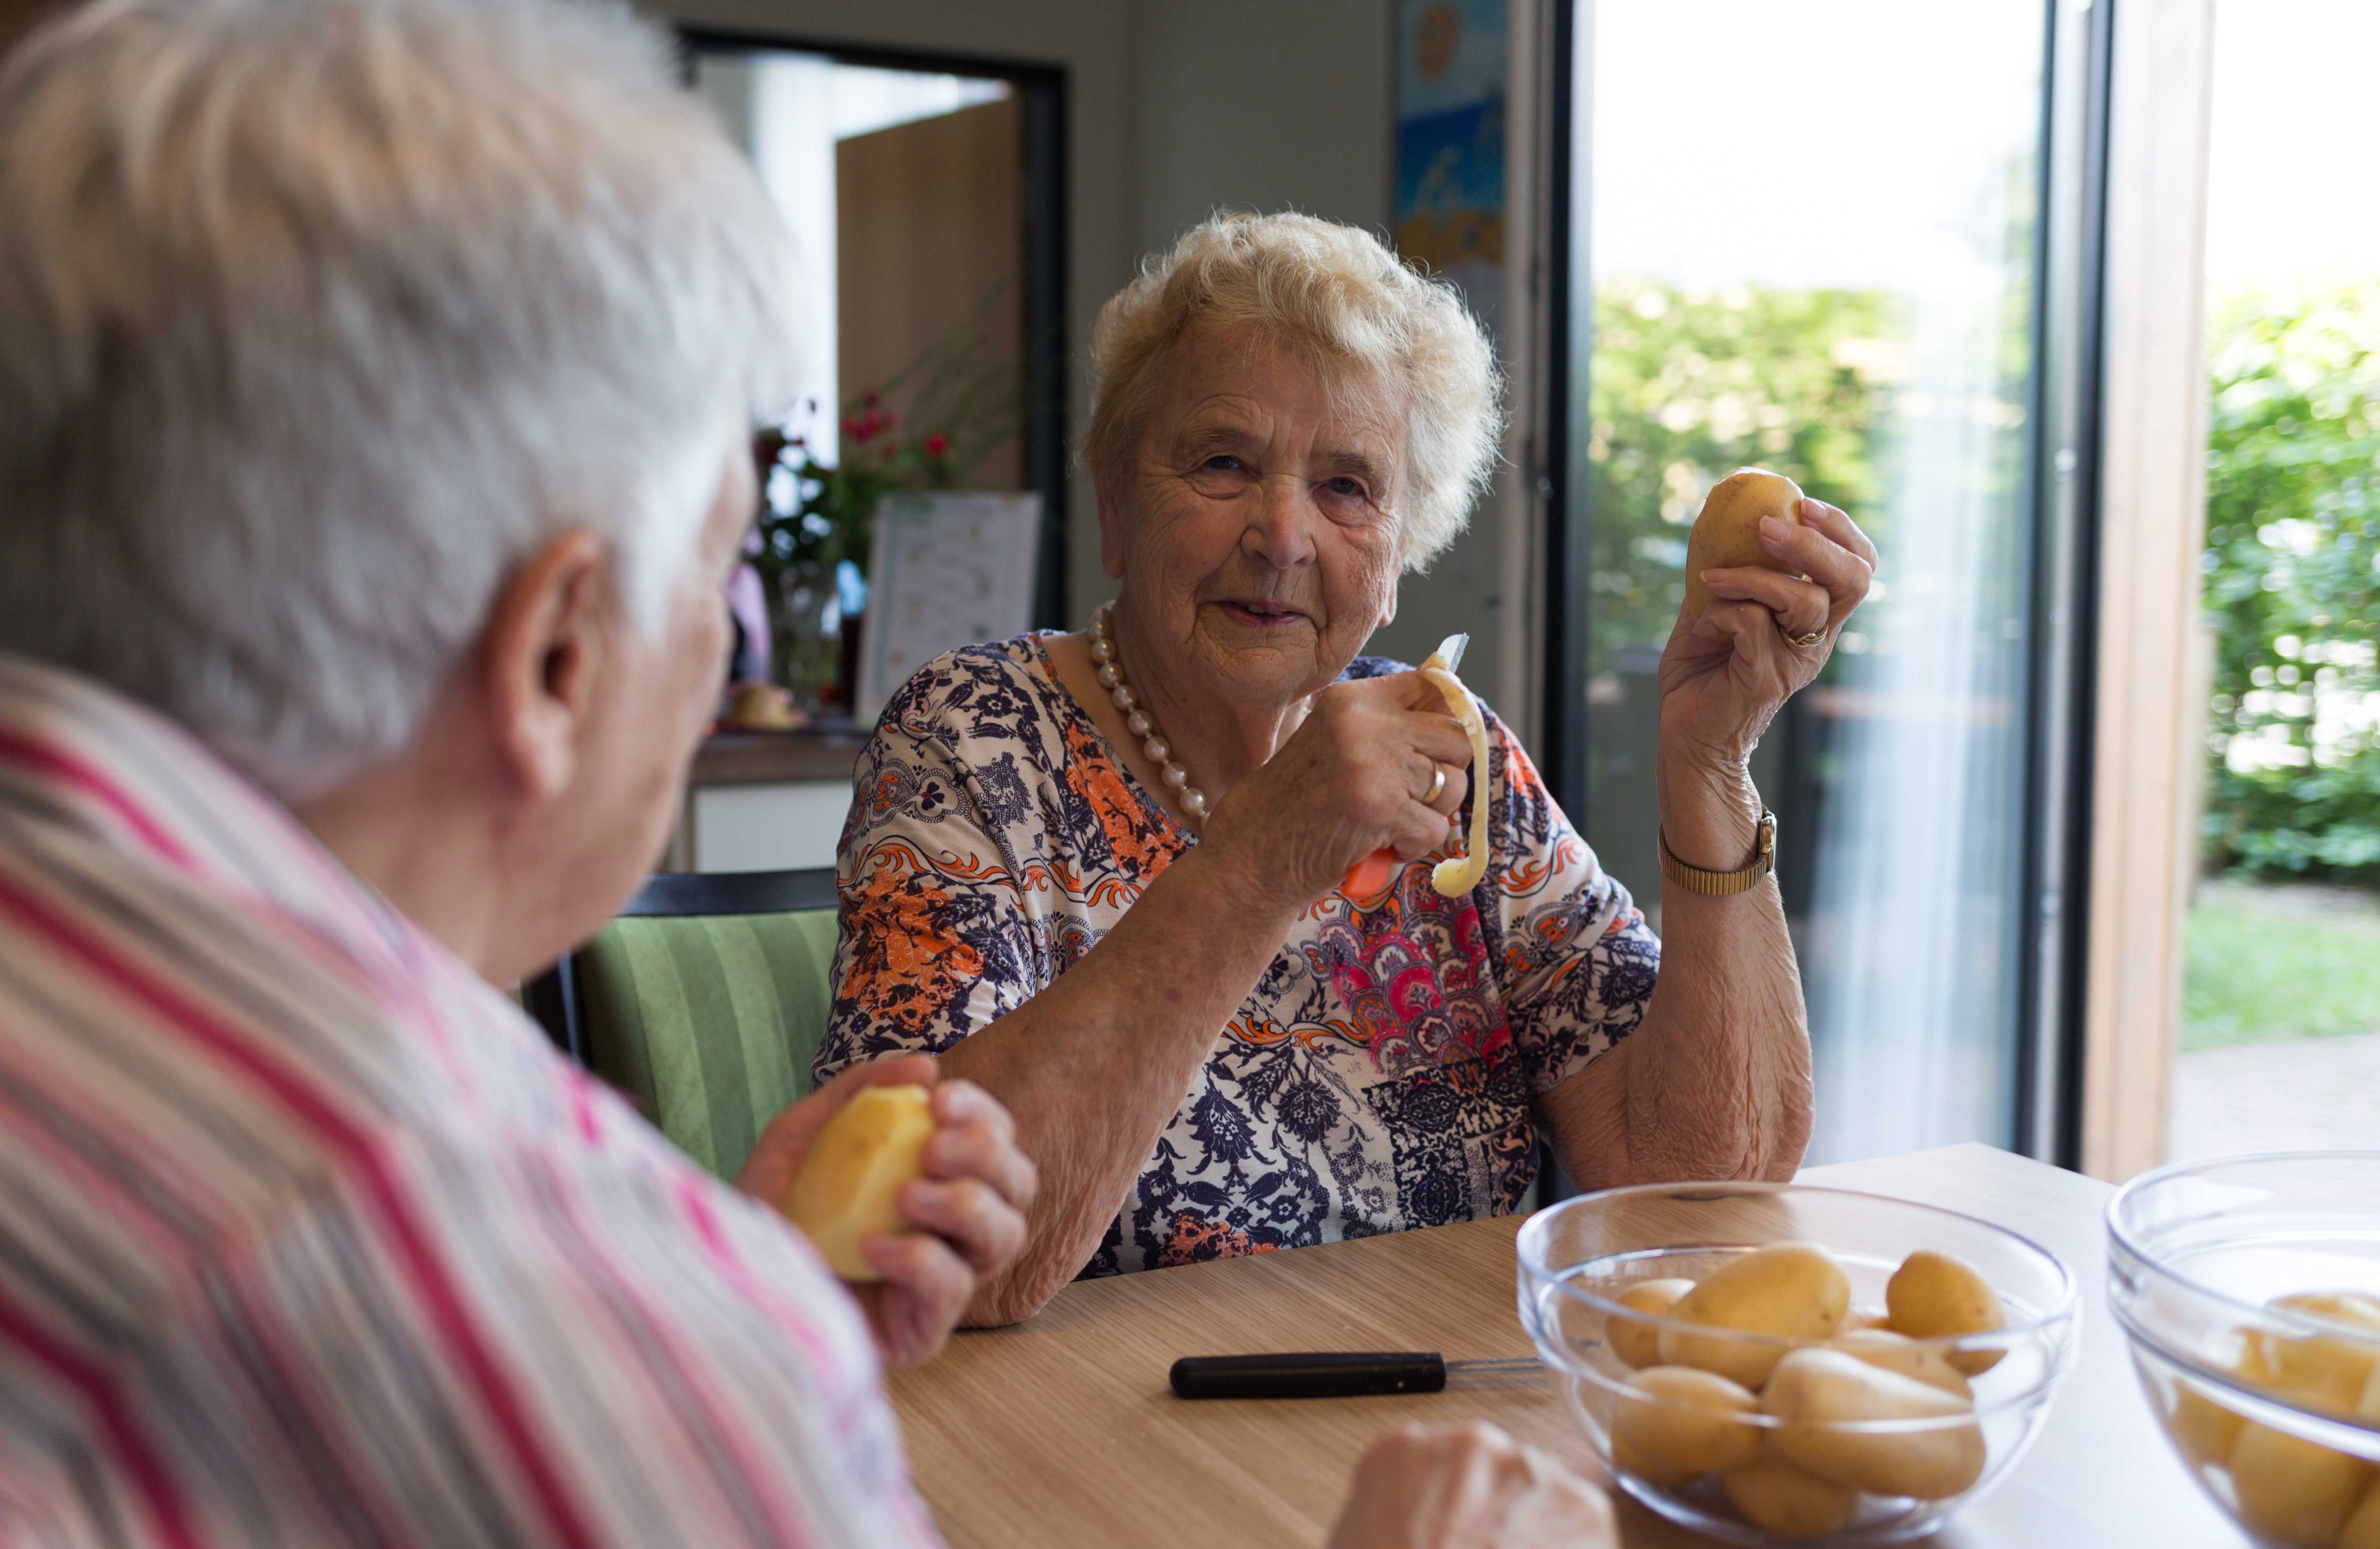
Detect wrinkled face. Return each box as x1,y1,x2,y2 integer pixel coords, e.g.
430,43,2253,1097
534,441,750,962
1101,320,1407,708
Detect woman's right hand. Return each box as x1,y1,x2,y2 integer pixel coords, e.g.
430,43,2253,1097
1324,1423,1616,1549
1202,671,1473,908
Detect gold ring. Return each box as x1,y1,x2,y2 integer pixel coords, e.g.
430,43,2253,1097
1784,627,1825,648
1423,764,1447,804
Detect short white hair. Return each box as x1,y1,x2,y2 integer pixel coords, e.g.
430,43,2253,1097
0,0,802,798
1083,211,1504,571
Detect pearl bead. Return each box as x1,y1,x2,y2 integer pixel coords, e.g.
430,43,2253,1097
1096,663,1118,689
1143,737,1169,763
1089,637,1112,663
1162,764,1188,789
1127,710,1152,737
1181,788,1208,817
1112,686,1138,711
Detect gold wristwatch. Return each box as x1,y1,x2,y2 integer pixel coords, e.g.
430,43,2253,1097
1658,809,1777,897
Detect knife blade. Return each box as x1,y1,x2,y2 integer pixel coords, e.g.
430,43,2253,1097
1433,632,1470,672
1168,1351,1541,1400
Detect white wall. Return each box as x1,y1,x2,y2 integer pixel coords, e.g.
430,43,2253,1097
646,0,1512,702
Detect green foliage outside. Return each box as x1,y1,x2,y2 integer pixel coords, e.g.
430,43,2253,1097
2198,284,2380,885
2182,880,2380,1050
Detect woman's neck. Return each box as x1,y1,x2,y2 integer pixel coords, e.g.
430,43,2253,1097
1108,603,1309,802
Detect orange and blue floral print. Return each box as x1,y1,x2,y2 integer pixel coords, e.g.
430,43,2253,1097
819,637,1661,1278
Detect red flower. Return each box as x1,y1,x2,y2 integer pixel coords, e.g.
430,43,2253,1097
881,410,899,432
841,415,862,439
925,433,949,456
863,389,881,408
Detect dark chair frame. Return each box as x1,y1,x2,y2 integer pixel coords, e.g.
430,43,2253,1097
522,867,841,1064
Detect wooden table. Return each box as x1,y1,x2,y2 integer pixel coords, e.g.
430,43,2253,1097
889,1144,2244,1547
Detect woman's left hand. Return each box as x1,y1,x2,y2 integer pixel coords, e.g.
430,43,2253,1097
1656,496,1877,773
737,1054,1037,1369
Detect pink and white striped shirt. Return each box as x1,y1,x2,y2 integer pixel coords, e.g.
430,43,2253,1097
0,656,943,1548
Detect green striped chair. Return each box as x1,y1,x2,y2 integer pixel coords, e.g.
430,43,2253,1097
524,869,841,1180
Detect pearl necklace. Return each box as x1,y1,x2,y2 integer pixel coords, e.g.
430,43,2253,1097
1088,602,1209,828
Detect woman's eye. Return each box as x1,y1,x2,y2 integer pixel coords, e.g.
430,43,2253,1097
1203,455,1245,472
1325,476,1365,498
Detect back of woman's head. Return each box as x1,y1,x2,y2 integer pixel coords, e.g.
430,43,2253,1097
0,0,802,798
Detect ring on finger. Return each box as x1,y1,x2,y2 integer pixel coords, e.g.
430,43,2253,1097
1422,764,1447,804
1781,625,1825,648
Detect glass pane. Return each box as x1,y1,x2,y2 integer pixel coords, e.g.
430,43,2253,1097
1572,1,2049,1159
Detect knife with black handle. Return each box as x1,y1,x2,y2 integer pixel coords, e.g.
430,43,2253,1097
1168,1351,1540,1400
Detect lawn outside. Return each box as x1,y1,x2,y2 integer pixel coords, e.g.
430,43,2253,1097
2181,878,2380,1051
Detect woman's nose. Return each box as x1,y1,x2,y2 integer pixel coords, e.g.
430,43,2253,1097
1240,475,1318,569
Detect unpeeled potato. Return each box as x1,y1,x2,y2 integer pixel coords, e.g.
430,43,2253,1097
1682,467,1806,629
1609,1278,1696,1370
1761,1348,1987,1501
1721,1453,1858,1539
1609,1365,1764,1484
1825,1328,1973,1400
780,1084,935,1281
1658,1243,1850,1388
1886,1249,2006,1375
2228,1422,2375,1547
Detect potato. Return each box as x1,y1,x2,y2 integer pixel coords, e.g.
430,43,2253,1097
1721,1454,1859,1539
2228,1422,2374,1547
1609,1365,1764,1485
2165,1375,2248,1469
1609,1278,1696,1370
1886,1249,2006,1375
1658,1242,1850,1388
1682,467,1806,629
2342,1475,2380,1549
780,1084,935,1281
1761,1348,1987,1500
2244,1291,2380,1414
1842,1305,1893,1333
1826,1328,1973,1399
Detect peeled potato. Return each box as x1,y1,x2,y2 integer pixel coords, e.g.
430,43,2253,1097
2244,1291,2380,1414
1825,1328,1973,1400
1610,1365,1765,1484
1886,1249,2006,1375
2228,1422,2374,1547
1659,1243,1850,1389
1682,467,1806,629
2341,1475,2380,1549
780,1084,935,1281
1721,1454,1858,1539
1842,1305,1893,1333
2166,1374,2250,1469
1609,1278,1696,1370
1762,1348,1987,1501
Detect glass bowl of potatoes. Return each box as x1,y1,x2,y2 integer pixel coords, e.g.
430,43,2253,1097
1516,1182,2078,1545
2108,1151,2380,1549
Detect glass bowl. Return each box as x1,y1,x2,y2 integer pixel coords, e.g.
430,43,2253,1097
2107,1151,2380,1548
1516,1181,2078,1546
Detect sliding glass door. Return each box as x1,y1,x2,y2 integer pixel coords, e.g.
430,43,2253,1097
1552,0,2092,1161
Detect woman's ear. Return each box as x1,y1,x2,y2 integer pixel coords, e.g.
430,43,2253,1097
477,528,612,804
1378,573,1400,629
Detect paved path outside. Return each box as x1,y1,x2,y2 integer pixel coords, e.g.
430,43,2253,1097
2169,1031,2380,1162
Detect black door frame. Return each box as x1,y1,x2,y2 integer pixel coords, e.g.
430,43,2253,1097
676,27,1071,631
1540,0,2117,1168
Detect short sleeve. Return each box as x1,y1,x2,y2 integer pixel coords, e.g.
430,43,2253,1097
816,675,1041,1085
1476,712,1663,1094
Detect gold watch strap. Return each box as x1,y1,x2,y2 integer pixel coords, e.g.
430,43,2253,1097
1658,809,1777,896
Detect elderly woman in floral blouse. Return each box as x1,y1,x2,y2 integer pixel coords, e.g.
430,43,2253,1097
819,211,1876,1322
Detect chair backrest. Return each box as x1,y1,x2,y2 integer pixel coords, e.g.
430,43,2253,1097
525,868,840,1179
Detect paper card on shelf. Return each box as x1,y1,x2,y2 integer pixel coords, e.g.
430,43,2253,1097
855,492,1042,723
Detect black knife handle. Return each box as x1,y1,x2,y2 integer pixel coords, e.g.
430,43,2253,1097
1169,1351,1448,1400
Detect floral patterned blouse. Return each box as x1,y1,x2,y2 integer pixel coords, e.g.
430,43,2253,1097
817,634,1662,1278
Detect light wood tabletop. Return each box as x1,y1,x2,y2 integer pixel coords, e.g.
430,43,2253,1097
888,1142,2246,1547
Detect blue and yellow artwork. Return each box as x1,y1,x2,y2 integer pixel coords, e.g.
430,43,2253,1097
1395,0,1507,338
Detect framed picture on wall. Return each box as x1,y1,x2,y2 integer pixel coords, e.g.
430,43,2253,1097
1393,0,1507,343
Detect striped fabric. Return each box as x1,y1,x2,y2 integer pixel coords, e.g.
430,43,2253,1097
578,910,837,1179
0,657,943,1549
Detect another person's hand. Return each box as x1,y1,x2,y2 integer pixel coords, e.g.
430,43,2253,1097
1324,1423,1616,1549
1204,671,1473,907
737,1054,1037,1369
1656,495,1876,776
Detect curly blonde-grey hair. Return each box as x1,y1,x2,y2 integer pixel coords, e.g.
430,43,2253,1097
1081,211,1503,572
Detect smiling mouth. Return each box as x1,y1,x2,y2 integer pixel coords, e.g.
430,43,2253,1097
1213,599,1310,628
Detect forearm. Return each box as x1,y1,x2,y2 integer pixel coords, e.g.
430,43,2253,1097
936,844,1297,1322
1571,755,1813,1189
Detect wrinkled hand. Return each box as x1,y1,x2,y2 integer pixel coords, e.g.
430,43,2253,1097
1657,496,1877,773
1202,671,1472,908
1324,1423,1616,1549
737,1054,1037,1370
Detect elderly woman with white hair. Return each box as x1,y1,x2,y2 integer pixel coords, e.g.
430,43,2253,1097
821,212,1876,1321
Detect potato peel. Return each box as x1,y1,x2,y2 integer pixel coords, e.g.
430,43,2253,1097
1420,651,1491,898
